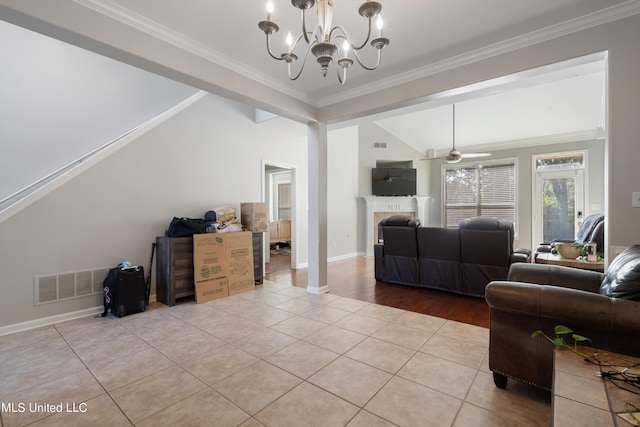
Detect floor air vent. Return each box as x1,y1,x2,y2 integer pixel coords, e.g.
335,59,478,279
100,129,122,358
35,267,111,305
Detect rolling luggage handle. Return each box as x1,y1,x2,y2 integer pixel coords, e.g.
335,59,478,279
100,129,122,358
146,242,156,307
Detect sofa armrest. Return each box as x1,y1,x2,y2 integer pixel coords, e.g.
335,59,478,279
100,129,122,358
510,253,530,264
486,281,640,337
508,262,604,293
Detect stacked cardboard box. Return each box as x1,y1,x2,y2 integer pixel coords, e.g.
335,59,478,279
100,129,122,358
241,202,268,232
192,231,255,303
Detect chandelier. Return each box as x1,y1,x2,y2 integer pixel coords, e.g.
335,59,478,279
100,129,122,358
258,0,389,84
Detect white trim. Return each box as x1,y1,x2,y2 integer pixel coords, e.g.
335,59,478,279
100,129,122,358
531,150,588,246
262,159,299,273
74,0,640,109
318,2,640,107
0,306,103,337
0,294,158,336
432,130,601,159
306,285,330,295
328,252,359,263
73,0,313,105
0,91,207,224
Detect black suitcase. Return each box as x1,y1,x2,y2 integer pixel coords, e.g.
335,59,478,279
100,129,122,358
102,265,147,317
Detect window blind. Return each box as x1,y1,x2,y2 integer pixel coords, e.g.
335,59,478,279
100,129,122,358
444,162,516,228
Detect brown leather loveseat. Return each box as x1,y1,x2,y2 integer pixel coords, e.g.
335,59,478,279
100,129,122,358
486,244,640,391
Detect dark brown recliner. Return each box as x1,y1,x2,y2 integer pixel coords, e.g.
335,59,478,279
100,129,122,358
486,245,640,391
375,215,420,286
535,213,605,257
417,227,462,293
458,217,530,296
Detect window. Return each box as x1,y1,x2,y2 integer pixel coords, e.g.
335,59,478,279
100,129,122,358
443,160,516,228
277,182,292,220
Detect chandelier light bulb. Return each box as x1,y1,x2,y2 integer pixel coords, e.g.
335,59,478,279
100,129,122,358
286,31,293,48
266,1,274,20
258,0,388,84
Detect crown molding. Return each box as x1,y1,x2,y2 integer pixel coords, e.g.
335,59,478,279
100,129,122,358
451,129,602,156
73,0,314,105
317,0,640,108
74,0,640,110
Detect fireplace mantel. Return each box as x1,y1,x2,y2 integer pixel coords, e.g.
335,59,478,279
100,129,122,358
362,196,430,256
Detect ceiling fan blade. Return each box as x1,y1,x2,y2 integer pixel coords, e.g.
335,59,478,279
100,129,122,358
461,153,491,158
462,153,491,159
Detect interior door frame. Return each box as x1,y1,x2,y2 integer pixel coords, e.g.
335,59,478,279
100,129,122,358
262,160,297,270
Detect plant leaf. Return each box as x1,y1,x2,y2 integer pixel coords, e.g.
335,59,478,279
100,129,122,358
554,325,574,335
532,330,544,338
572,334,592,343
552,337,565,348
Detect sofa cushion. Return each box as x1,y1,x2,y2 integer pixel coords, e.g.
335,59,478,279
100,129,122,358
600,245,640,300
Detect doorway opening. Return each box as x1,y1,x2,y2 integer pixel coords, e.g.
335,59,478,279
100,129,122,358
263,161,296,274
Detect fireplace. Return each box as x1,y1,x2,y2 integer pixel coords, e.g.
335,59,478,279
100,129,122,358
363,196,430,256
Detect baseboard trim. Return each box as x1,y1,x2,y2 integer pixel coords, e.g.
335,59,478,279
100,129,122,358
294,252,360,269
306,285,330,294
0,294,157,337
328,252,359,263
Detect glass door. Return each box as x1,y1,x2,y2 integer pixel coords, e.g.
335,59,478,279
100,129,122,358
532,153,585,246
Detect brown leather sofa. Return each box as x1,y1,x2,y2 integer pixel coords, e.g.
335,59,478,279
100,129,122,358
486,244,640,391
374,216,530,297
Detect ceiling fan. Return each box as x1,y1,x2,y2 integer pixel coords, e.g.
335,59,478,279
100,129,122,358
424,104,491,163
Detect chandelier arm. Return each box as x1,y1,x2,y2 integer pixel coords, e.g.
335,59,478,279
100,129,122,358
350,47,383,71
286,41,316,80
265,35,286,61
301,9,312,45
329,23,372,51
289,30,319,53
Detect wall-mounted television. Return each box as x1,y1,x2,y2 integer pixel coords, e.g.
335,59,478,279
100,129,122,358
371,168,416,196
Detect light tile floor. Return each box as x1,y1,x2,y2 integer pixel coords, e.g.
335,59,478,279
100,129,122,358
0,281,551,427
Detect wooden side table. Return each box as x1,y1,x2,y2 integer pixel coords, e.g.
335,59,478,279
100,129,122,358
535,252,604,272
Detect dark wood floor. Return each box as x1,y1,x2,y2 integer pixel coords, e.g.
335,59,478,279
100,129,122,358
265,254,489,328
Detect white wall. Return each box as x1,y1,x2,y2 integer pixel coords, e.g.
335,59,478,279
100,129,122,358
0,20,198,201
327,126,359,259
0,94,308,330
357,122,428,197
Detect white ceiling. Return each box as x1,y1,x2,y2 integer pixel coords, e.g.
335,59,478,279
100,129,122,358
5,0,639,153
93,0,629,103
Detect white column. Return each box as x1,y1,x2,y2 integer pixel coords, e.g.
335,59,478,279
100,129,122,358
307,123,329,294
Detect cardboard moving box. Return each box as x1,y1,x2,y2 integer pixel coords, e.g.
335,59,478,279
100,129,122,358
241,202,268,232
193,232,255,303
225,231,256,296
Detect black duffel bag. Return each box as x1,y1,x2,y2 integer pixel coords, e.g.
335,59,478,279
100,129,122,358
166,217,209,237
